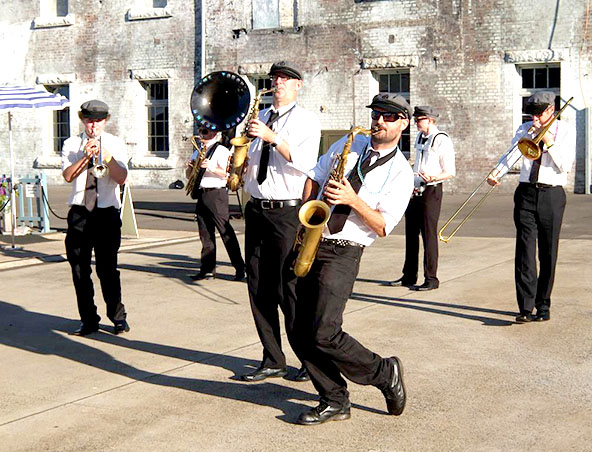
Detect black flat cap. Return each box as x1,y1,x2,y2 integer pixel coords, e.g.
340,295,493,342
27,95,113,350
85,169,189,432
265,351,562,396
268,61,303,80
366,93,412,118
80,100,109,119
413,106,440,119
526,91,556,115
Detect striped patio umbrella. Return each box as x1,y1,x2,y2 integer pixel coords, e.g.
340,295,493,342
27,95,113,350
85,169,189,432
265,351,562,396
0,85,69,248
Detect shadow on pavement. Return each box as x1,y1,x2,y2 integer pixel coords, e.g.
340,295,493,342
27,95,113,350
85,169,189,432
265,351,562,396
0,300,322,424
350,292,516,326
120,249,242,284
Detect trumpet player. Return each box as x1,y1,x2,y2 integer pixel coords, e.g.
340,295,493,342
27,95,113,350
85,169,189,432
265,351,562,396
389,106,455,291
61,100,129,336
487,91,575,323
185,128,245,281
293,94,414,425
240,61,321,383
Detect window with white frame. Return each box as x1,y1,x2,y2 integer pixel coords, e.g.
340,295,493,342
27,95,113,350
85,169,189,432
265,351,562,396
45,84,70,154
377,70,411,157
519,64,560,123
252,0,280,29
250,76,274,110
143,80,169,156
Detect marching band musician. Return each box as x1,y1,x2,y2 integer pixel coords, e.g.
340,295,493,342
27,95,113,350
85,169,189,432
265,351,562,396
388,106,455,291
61,100,130,336
487,91,575,323
239,61,321,383
293,93,414,425
186,128,245,281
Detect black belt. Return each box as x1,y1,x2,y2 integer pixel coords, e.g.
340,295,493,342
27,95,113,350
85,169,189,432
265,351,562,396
321,237,365,248
520,182,560,189
250,198,300,210
198,187,224,192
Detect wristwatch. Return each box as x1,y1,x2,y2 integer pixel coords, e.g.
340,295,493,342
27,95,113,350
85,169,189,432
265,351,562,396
271,134,283,148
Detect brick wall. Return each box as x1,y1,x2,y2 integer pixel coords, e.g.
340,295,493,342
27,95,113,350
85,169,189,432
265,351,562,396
1,0,590,193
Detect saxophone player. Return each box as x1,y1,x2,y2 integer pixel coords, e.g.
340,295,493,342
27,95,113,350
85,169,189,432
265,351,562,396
239,61,321,383
293,94,414,425
186,128,245,281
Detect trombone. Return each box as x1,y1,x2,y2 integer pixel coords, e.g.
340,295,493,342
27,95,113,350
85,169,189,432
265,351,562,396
438,96,573,243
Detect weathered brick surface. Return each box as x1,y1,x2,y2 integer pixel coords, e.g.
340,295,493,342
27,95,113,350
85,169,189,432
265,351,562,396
1,0,590,192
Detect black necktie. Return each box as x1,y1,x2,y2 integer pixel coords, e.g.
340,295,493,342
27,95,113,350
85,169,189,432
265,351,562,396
528,142,544,184
83,159,97,212
256,110,280,185
327,149,381,234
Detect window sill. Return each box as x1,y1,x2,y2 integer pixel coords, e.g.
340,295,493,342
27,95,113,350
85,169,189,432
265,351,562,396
33,14,76,29
126,8,172,21
129,156,173,169
34,155,62,169
233,26,302,39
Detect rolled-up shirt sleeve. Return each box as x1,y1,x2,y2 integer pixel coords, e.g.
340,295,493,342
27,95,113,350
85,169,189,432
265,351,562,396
546,122,575,173
492,123,529,178
283,109,321,174
376,159,414,235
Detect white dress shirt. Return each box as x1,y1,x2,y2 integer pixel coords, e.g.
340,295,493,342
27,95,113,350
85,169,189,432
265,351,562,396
308,134,414,246
61,132,127,209
493,120,575,186
412,126,455,187
190,136,230,189
244,102,321,200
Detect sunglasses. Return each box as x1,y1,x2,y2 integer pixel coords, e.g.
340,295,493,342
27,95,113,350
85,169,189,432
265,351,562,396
371,110,404,122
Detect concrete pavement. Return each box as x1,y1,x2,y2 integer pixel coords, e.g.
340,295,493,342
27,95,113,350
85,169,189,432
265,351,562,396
0,187,591,451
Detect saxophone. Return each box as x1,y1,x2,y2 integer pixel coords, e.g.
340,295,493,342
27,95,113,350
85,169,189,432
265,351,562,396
227,87,277,191
292,126,373,277
185,135,207,197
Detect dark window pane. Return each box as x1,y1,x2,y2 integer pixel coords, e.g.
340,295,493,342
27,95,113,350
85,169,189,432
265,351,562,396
522,68,534,89
400,73,409,93
534,68,547,88
390,73,400,92
548,67,560,88
378,74,388,92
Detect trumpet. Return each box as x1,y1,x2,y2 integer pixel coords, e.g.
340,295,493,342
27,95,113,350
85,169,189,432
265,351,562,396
292,126,372,277
185,135,207,197
88,137,109,178
438,96,573,243
227,87,277,191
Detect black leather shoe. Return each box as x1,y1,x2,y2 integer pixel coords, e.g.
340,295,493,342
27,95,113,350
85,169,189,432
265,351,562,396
297,401,351,425
386,277,415,287
534,310,550,322
379,356,406,416
294,366,310,382
71,323,99,336
113,320,130,334
515,313,535,323
190,272,215,281
234,271,246,282
241,367,287,382
412,281,439,291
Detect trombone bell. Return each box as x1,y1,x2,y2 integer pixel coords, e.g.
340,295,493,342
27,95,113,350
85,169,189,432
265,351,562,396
517,139,541,161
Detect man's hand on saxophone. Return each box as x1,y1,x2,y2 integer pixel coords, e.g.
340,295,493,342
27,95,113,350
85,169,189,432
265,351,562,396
323,178,358,207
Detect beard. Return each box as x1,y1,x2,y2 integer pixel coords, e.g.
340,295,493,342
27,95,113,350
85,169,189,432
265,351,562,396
371,126,401,147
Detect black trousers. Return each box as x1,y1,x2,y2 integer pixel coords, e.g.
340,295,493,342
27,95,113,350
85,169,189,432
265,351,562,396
195,188,244,274
295,242,393,407
402,184,443,284
244,200,301,369
513,183,565,314
65,205,126,326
